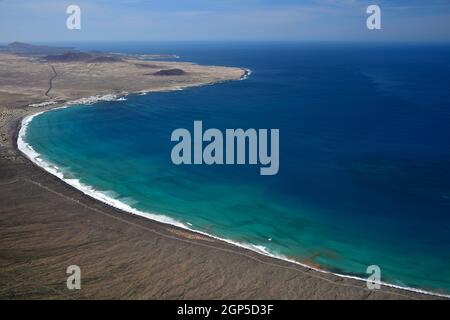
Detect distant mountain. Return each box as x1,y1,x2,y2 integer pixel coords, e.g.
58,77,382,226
0,42,125,63
1,42,73,55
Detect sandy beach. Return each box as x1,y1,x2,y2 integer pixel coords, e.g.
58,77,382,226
0,52,440,300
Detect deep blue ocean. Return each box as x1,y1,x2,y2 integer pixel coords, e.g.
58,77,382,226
24,42,450,295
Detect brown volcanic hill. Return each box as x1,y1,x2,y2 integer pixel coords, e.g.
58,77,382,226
89,56,124,63
44,51,124,63
153,68,186,76
43,51,93,62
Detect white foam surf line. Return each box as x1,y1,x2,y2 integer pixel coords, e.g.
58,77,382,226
17,100,449,300
137,79,231,95
29,101,58,108
240,68,252,81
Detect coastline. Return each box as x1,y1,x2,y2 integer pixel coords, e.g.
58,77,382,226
0,51,445,299
15,89,450,300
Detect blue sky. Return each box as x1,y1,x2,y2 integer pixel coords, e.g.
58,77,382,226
1,0,450,42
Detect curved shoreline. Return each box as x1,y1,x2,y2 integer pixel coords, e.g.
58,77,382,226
16,90,450,299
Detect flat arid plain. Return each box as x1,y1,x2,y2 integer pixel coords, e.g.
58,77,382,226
0,47,437,299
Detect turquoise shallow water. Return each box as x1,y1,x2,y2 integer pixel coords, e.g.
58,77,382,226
23,42,450,295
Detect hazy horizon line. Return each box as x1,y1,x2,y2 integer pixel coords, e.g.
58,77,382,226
2,39,450,45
